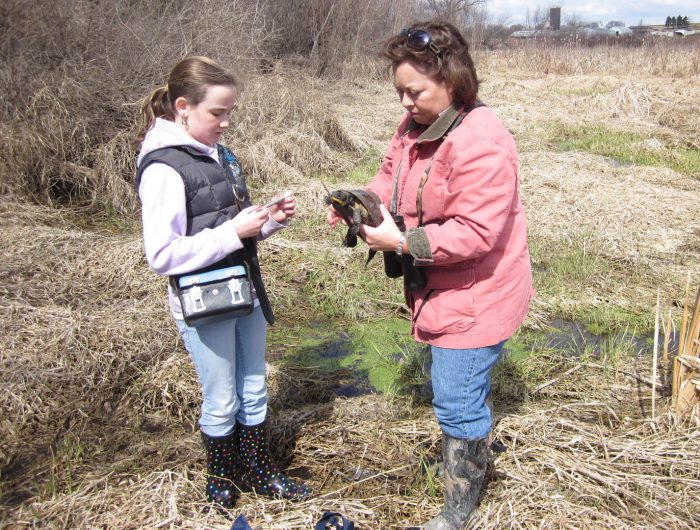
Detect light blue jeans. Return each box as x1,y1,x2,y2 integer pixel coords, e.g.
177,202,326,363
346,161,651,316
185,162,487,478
176,305,268,437
430,340,505,440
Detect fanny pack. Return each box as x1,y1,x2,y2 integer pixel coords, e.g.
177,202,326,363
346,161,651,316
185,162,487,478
174,263,253,326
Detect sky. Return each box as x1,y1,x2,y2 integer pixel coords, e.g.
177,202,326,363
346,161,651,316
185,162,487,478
485,0,700,27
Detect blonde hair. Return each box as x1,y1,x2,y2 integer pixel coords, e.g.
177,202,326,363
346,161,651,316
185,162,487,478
134,56,237,149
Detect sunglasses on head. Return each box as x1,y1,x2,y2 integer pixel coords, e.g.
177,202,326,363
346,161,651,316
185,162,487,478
399,28,442,55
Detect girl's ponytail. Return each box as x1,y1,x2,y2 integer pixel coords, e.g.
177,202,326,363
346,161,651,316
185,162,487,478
133,84,171,150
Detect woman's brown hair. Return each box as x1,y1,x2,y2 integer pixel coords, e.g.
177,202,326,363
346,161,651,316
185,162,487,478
134,56,238,149
381,21,479,108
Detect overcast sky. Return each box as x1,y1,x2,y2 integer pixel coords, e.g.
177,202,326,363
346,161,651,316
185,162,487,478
485,1,700,26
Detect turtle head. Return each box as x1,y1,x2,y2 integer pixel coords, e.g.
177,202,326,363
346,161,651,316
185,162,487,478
333,190,353,206
326,189,353,208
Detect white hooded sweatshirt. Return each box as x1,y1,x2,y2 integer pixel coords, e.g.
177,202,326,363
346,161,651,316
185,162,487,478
137,118,283,319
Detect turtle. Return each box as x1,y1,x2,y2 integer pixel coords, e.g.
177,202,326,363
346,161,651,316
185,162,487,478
325,188,384,265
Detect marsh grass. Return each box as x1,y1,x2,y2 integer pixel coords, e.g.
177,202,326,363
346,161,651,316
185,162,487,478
480,37,700,77
553,124,700,178
342,151,383,187
414,454,441,499
42,434,87,500
2,202,699,528
528,228,665,335
2,19,700,529
262,228,402,322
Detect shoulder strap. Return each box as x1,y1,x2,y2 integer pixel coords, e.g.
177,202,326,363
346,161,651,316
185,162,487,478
389,159,403,215
388,101,485,219
217,144,275,326
415,100,485,226
217,144,252,208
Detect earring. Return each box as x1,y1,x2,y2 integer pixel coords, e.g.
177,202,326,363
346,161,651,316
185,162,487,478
182,115,189,130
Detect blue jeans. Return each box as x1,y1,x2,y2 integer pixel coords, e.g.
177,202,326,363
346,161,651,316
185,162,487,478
430,341,505,440
176,306,268,437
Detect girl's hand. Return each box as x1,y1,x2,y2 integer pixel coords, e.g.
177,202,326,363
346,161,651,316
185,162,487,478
232,204,270,239
268,192,296,223
326,205,345,228
359,204,403,251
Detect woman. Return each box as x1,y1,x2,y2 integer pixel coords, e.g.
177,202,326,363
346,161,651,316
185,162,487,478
327,22,533,529
135,56,311,508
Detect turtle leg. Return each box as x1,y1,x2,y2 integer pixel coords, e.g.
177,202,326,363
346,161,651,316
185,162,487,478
345,209,363,248
344,227,358,248
353,209,363,230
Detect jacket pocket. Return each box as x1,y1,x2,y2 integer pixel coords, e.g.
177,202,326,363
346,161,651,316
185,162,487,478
413,286,476,335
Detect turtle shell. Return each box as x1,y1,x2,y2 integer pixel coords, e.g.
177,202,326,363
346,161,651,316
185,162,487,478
328,188,383,228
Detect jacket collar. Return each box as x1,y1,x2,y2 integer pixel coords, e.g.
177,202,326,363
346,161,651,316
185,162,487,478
415,105,462,144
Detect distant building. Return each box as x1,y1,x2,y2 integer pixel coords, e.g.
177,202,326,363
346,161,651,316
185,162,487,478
510,29,545,39
629,26,654,35
608,26,632,36
583,26,633,37
550,7,561,31
674,29,696,36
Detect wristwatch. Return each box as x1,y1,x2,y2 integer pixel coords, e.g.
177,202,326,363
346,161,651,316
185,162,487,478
396,235,406,257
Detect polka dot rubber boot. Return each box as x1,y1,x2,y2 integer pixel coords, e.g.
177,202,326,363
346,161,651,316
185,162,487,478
236,420,312,500
201,430,238,509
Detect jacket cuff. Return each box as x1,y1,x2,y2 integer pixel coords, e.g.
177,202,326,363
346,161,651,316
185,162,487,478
406,227,433,264
259,216,287,240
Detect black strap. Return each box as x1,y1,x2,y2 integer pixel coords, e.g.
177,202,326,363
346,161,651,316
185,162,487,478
391,100,485,224
315,512,355,530
218,144,275,326
242,237,274,325
412,288,434,323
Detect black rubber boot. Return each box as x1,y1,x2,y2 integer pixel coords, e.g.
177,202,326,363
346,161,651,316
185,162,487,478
201,429,238,509
422,434,489,529
236,420,312,500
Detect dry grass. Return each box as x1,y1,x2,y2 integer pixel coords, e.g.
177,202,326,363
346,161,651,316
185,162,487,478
671,278,700,418
474,61,700,317
4,331,699,529
2,38,700,529
0,0,410,215
477,38,700,77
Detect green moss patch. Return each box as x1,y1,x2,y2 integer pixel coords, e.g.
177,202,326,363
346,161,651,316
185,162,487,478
552,124,700,178
272,318,424,395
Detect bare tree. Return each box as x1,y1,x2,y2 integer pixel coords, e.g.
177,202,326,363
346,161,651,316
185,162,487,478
564,12,586,29
257,0,417,74
481,13,514,49
424,0,486,24
525,5,549,30
606,20,625,28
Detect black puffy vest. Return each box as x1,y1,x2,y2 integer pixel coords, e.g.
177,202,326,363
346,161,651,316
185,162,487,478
135,145,275,325
136,145,249,237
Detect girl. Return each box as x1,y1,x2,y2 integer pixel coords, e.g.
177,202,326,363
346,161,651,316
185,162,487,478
135,56,311,508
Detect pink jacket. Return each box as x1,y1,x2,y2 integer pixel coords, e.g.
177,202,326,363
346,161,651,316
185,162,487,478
366,105,534,349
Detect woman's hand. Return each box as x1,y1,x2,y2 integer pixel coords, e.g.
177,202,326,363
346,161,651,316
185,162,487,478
268,191,296,223
232,204,271,239
360,204,403,251
326,205,345,228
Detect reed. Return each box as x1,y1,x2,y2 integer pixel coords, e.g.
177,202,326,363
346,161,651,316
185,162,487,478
672,275,700,418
